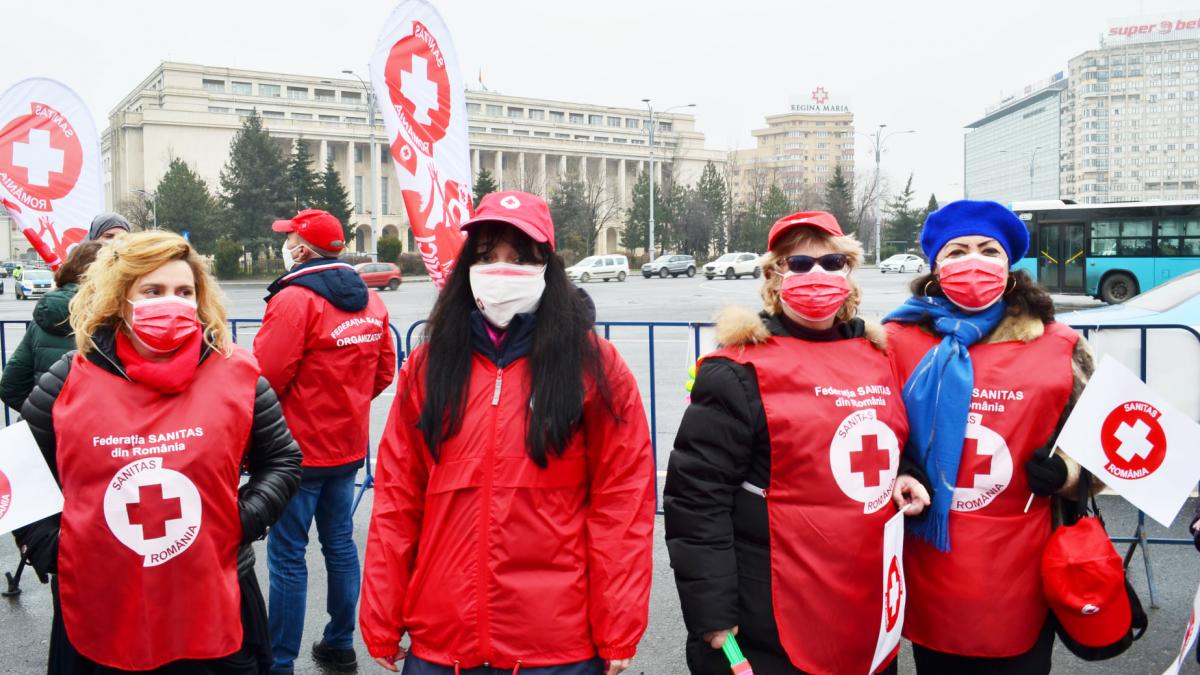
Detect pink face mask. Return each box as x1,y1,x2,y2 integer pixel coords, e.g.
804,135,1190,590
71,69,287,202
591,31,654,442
937,253,1008,311
780,270,851,322
126,296,201,353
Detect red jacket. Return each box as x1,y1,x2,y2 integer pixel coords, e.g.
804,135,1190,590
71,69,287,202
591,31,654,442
359,337,655,668
254,273,396,468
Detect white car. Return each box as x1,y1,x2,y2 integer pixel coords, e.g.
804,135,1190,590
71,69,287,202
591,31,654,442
16,269,54,300
566,254,629,283
879,254,926,274
704,252,761,280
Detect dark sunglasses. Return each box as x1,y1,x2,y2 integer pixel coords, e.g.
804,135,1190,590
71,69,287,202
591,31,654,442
782,253,849,274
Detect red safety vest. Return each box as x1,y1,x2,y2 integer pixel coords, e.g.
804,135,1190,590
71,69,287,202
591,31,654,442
53,347,259,670
711,335,909,675
886,321,1077,657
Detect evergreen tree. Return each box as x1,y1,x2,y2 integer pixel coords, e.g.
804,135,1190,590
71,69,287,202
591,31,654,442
218,113,290,255
154,158,222,255
313,159,354,242
286,140,321,211
823,165,855,231
883,174,921,256
549,175,588,256
472,168,499,204
762,184,793,227
620,172,651,252
924,193,939,220
696,161,728,253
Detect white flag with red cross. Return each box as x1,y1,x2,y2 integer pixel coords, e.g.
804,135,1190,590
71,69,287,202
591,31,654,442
1054,354,1200,527
0,422,64,536
1161,579,1200,674
0,78,102,269
369,0,471,288
870,508,906,674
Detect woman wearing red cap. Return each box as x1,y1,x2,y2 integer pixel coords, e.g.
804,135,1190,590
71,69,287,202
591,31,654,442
884,200,1094,674
359,191,655,675
664,211,929,674
14,231,302,674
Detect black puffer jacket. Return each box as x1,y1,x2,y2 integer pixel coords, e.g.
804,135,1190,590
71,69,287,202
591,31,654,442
14,328,302,578
664,310,928,673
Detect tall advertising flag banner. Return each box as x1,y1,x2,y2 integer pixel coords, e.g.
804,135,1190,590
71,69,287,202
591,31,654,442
0,78,102,269
370,0,471,288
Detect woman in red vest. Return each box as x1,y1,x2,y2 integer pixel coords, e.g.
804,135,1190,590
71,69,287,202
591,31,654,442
665,211,931,675
14,231,302,674
359,191,655,675
883,200,1094,675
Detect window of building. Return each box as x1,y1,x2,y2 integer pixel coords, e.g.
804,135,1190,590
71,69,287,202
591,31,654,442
346,116,366,124
287,86,308,100
1090,219,1152,256
259,84,281,97
466,102,481,113
626,118,639,129
315,88,336,102
575,134,590,140
231,81,252,96
342,91,362,104
554,133,570,139
354,176,364,213
318,114,340,122
291,113,312,120
490,128,509,134
202,79,225,93
261,110,284,119
513,129,530,136
613,137,627,143
355,146,364,163
550,111,565,122
588,114,602,125
508,107,524,118
594,136,609,142
569,112,584,124
607,116,621,127
534,131,551,137
469,125,485,133
381,177,389,214
529,109,545,120
207,106,230,114
236,108,255,117
486,104,503,116
658,121,673,132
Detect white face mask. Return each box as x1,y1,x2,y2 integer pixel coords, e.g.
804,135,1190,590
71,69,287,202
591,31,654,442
281,242,298,271
469,262,547,329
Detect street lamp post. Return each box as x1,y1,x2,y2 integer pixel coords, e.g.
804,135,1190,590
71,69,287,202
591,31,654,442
1000,146,1042,199
858,125,916,265
641,99,695,259
343,69,380,260
131,189,157,230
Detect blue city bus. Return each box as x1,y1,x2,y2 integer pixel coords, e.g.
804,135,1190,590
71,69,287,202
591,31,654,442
1009,199,1200,303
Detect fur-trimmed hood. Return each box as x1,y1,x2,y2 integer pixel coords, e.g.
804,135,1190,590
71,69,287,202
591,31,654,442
713,305,887,351
983,311,1045,344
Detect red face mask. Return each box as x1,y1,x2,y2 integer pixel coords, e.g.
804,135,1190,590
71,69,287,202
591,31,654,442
937,253,1009,311
126,296,201,354
780,270,851,322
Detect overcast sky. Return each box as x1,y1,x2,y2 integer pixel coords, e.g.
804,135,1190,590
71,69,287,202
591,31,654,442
3,0,1189,205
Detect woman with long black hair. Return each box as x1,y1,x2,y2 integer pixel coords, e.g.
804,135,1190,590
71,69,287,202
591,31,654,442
359,191,656,675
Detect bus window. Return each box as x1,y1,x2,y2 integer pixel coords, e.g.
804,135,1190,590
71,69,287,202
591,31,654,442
1159,218,1200,257
1091,219,1151,256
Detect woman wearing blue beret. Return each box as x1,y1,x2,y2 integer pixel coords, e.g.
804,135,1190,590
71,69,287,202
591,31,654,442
883,200,1096,674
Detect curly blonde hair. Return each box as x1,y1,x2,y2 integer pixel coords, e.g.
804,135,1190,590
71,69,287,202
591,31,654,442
69,231,231,355
759,227,865,322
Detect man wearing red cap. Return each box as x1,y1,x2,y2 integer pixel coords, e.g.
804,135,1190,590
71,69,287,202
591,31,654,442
256,209,396,674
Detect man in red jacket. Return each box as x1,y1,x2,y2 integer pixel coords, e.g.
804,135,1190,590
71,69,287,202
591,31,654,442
256,209,396,674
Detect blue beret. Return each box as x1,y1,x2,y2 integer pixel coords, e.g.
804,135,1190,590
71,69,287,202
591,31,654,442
920,200,1029,268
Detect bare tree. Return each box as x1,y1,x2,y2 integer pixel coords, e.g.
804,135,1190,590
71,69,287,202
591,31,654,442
581,175,622,255
853,168,888,253
117,197,153,230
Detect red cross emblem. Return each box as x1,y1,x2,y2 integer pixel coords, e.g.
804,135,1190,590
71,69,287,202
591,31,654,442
1100,401,1167,480
0,468,11,522
958,437,993,489
884,556,903,631
850,434,892,488
126,483,183,540
0,102,84,206
383,20,453,151
951,414,1013,512
811,87,830,105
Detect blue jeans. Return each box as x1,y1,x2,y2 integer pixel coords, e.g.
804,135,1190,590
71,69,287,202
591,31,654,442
402,655,604,675
267,470,361,673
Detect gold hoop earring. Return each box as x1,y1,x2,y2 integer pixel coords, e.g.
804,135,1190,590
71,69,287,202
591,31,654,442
1003,276,1016,295
923,279,936,297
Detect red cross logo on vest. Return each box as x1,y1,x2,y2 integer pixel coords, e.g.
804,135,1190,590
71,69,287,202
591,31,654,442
1100,401,1167,480
383,20,452,155
885,556,904,631
0,102,84,209
829,409,901,513
0,468,11,521
952,413,1013,512
103,458,202,567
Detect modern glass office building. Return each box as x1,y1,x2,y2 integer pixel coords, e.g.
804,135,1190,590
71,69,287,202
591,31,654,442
964,77,1066,204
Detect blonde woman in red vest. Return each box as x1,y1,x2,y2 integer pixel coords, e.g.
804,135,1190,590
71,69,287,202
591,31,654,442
14,231,302,674
883,200,1093,675
665,211,931,675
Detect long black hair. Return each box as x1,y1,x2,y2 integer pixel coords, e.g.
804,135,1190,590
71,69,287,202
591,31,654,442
417,222,612,467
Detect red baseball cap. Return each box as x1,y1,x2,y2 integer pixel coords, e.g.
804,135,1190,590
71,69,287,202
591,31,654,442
1042,517,1132,649
272,209,346,253
461,191,556,251
767,211,845,250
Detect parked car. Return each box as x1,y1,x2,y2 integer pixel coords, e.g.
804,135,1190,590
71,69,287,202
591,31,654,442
1058,269,1200,421
16,268,54,300
356,262,402,290
566,254,629,283
641,254,696,279
704,252,761,280
0,261,23,278
879,254,926,274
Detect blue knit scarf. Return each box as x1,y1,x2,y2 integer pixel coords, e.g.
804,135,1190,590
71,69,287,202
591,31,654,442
883,296,1006,551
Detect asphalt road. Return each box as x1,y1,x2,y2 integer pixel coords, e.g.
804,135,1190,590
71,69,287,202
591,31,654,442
9,270,1197,675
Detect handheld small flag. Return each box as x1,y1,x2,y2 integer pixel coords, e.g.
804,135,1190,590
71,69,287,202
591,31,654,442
722,634,753,674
